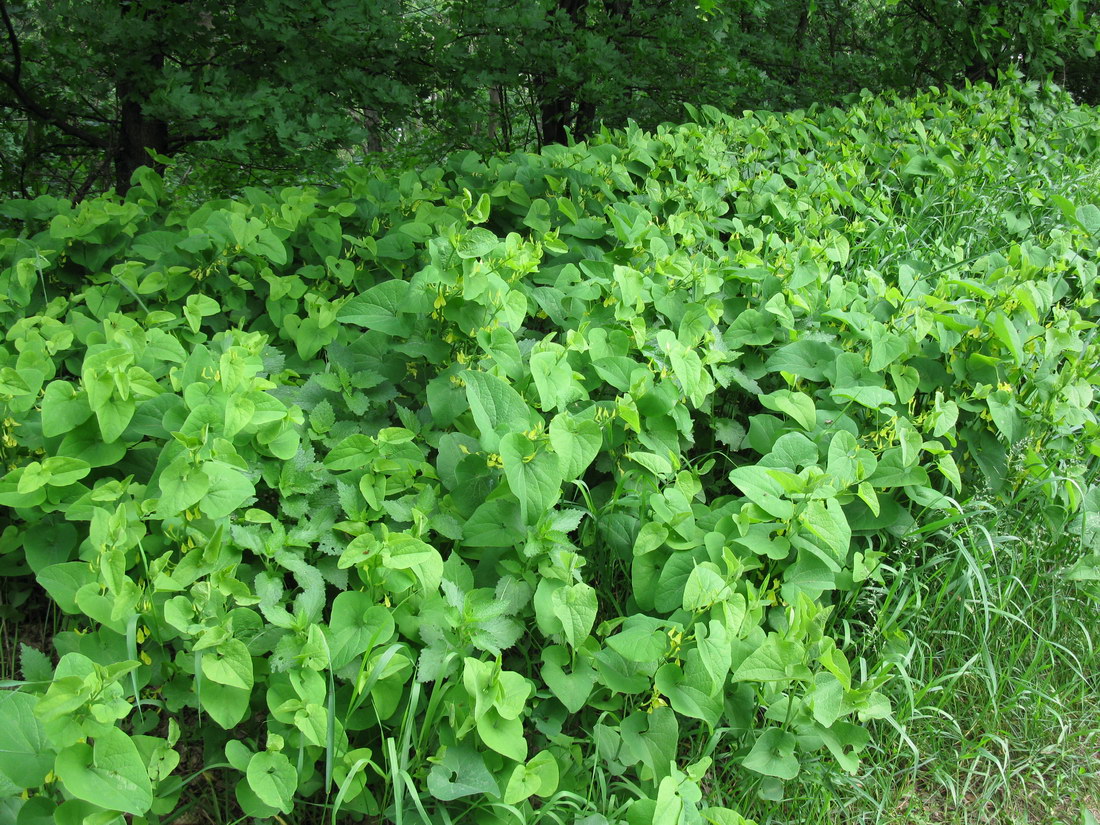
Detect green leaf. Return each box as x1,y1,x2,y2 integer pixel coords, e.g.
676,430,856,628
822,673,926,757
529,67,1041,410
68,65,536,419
201,638,254,691
41,456,91,487
19,643,53,683
798,498,851,559
830,385,895,409
732,635,810,682
502,750,559,804
0,469,48,508
549,411,602,481
328,592,395,670
308,399,335,434
200,681,251,729
783,552,840,602
743,728,799,780
464,498,525,547
1065,555,1100,581
337,280,414,335
868,328,907,371
727,466,794,519
40,381,93,438
607,622,667,662
523,199,551,234
476,708,527,762
36,562,96,614
759,390,816,430
156,458,210,516
199,461,255,519
683,563,731,611
15,462,49,494
765,340,837,381
868,448,929,488
457,228,499,258
500,433,563,524
1076,203,1100,234
224,394,256,439
247,750,297,813
55,727,153,814
530,348,584,412
540,645,597,712
764,432,818,471
901,154,939,178
427,742,499,801
624,451,674,477
817,721,870,774
383,533,443,590
248,227,288,264
550,582,597,648
184,294,220,334
464,370,535,452
986,390,1021,442
0,691,52,788
95,396,136,443
653,661,723,726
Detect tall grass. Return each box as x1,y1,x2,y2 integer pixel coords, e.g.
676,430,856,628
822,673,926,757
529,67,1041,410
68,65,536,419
717,471,1100,825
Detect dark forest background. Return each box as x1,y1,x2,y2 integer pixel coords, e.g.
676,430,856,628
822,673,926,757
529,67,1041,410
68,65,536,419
1,0,1097,199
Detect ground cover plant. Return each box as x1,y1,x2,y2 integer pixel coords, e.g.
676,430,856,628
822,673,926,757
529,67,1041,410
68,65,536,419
0,79,1098,824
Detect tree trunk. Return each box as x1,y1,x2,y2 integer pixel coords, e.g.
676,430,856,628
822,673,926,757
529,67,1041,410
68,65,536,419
488,85,501,143
538,0,587,148
114,0,169,194
116,74,168,193
540,92,572,147
791,0,811,86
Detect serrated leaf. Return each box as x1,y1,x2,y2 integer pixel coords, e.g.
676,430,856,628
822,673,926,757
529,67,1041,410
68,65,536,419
19,644,52,683
309,399,335,433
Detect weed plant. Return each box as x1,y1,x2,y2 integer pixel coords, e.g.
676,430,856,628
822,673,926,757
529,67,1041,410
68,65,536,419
0,80,1098,824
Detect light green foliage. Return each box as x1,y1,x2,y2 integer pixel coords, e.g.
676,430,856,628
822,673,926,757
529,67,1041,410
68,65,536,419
0,81,1097,823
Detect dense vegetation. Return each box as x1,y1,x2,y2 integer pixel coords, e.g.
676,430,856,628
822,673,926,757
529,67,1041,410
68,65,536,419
0,78,1098,824
0,0,1098,198
2,0,1099,822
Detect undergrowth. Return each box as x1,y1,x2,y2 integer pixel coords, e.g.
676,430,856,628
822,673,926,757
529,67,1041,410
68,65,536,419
0,80,1098,825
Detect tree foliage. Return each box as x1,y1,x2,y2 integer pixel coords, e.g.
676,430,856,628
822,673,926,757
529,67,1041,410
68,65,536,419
0,0,1097,196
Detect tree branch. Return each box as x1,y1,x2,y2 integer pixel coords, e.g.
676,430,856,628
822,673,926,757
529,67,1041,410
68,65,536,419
0,69,111,148
0,0,20,82
0,0,109,149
